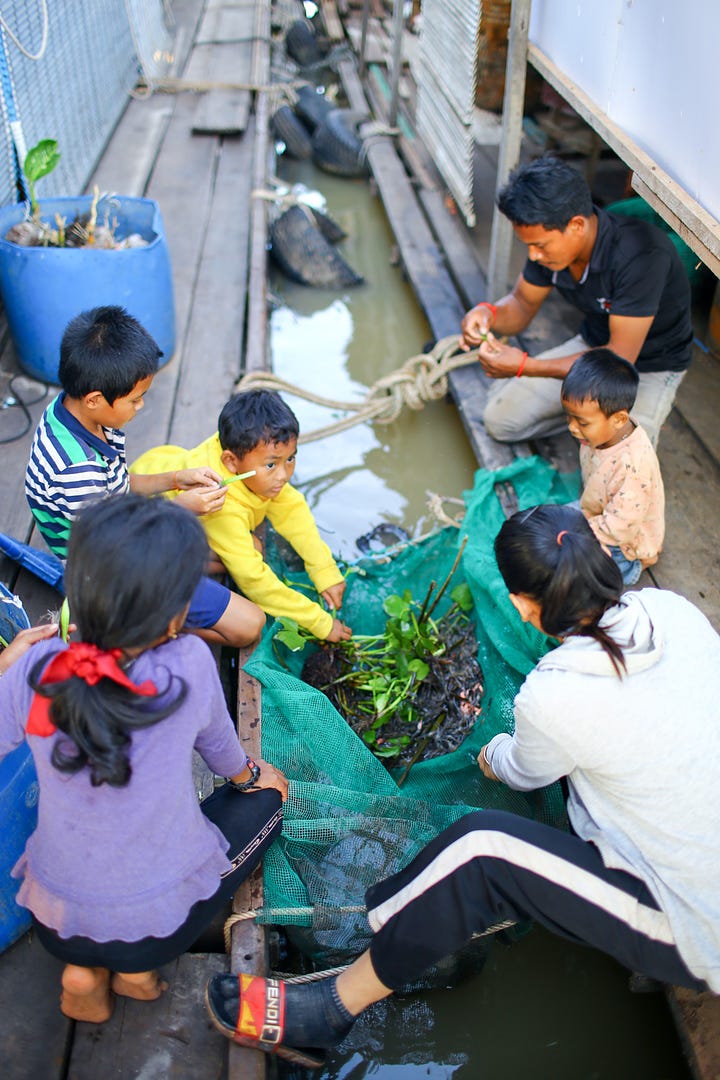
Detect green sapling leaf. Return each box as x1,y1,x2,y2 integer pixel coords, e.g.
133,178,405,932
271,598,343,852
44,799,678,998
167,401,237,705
24,139,61,184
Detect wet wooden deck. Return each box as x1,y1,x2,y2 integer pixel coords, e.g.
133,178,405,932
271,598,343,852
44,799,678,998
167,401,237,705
0,2,718,1077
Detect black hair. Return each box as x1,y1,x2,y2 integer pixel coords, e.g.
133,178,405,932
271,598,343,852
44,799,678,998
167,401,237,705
218,389,300,456
494,504,627,675
59,305,162,403
561,349,639,416
497,157,593,231
29,494,208,786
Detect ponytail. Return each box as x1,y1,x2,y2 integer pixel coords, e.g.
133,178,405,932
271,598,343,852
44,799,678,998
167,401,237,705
495,505,627,675
27,494,209,785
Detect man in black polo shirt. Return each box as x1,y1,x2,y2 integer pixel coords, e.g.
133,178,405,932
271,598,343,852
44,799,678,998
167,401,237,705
460,157,693,446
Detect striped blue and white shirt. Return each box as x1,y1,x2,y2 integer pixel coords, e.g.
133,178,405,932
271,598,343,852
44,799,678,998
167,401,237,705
25,394,130,559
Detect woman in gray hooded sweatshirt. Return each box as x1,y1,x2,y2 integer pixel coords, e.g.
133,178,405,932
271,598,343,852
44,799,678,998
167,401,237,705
205,504,720,1063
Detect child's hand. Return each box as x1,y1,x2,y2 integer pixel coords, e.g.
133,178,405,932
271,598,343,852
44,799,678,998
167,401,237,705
326,618,352,643
175,486,227,516
322,581,346,611
0,622,62,675
175,467,223,490
230,758,289,802
252,758,290,802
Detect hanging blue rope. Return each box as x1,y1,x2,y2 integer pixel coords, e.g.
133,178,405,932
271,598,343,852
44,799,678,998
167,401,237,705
0,28,28,201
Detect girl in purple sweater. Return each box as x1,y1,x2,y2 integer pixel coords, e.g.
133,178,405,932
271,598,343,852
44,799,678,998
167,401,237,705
0,494,287,1024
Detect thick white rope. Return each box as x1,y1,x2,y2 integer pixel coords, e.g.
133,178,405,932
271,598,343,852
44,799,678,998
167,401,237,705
235,335,481,443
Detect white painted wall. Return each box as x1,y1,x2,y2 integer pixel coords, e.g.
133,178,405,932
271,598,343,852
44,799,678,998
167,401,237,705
529,0,720,221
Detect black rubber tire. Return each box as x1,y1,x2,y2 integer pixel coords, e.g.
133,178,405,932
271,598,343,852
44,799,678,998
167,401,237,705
271,105,313,160
308,206,347,244
293,84,336,132
270,206,364,288
285,19,321,66
312,109,368,178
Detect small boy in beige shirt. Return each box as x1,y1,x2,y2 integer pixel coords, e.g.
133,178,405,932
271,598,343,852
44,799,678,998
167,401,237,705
561,349,664,585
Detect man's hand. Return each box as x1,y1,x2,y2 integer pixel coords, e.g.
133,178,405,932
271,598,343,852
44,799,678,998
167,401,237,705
459,305,494,350
322,580,346,612
478,338,527,379
325,618,352,643
0,622,62,675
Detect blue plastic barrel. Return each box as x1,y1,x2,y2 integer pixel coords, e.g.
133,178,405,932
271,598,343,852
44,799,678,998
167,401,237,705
0,583,35,952
0,743,38,952
0,195,176,383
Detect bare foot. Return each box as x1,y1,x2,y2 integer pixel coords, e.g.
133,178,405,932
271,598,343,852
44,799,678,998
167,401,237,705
111,970,169,1001
60,965,113,1023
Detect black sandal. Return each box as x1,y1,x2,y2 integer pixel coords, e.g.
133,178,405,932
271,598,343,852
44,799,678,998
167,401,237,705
205,973,325,1069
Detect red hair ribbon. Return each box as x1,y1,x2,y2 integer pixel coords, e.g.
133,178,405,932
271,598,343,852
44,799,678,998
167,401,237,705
556,530,569,546
25,642,157,737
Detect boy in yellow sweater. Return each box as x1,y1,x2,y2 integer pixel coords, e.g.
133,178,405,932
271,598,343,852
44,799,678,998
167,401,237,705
132,390,351,641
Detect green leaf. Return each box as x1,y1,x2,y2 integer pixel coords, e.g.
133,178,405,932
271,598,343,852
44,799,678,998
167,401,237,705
373,692,390,714
383,593,410,618
407,658,430,680
24,140,60,184
450,583,474,612
275,628,308,652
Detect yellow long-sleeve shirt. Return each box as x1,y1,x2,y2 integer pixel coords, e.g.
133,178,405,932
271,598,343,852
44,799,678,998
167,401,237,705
131,434,343,638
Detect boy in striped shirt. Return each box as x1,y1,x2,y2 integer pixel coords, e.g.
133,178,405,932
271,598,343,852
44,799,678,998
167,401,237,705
25,305,264,648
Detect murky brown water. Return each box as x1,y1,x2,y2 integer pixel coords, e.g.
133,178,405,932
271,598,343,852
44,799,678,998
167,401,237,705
270,158,689,1080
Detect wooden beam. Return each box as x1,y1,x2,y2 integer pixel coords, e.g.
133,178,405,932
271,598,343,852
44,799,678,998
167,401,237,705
487,0,531,300
528,42,720,276
244,2,271,374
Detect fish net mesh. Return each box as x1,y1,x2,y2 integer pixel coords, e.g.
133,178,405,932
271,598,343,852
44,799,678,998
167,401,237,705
249,458,579,961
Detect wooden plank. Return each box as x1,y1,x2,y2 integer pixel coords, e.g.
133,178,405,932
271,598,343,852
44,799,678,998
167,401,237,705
0,932,69,1080
631,175,720,280
68,953,229,1079
169,118,256,446
320,0,345,42
197,5,257,44
125,92,221,459
528,42,720,277
337,57,515,471
244,3,272,375
667,987,720,1080
673,344,720,467
228,642,266,1080
88,0,208,196
487,0,531,299
186,43,254,136
654,408,720,632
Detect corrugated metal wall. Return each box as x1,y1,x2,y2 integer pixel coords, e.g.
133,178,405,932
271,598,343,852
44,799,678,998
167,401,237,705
415,0,481,226
0,0,173,209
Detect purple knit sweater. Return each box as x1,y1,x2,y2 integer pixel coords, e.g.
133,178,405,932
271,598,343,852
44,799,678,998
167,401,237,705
0,634,248,942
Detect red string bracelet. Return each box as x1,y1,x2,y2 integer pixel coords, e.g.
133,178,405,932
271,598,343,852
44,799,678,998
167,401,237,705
516,352,528,378
474,301,497,319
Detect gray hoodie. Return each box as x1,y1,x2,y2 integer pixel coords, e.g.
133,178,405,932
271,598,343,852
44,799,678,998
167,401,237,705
485,588,720,991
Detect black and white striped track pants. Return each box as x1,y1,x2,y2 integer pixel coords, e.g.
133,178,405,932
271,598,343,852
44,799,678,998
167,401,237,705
366,810,704,991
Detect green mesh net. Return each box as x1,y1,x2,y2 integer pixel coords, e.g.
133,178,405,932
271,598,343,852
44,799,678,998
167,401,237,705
246,457,579,960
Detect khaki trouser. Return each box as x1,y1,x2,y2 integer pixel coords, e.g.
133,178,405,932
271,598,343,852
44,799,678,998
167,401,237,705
482,333,686,447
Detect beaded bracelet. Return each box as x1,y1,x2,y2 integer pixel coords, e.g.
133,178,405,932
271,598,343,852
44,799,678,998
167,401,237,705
516,352,528,378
